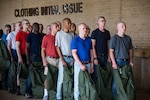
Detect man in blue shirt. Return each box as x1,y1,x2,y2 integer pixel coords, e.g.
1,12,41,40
71,23,94,100
2,24,11,46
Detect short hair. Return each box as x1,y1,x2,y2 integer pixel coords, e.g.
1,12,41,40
33,22,39,26
22,19,29,24
39,23,43,27
0,29,3,38
5,24,11,29
78,23,86,30
15,21,21,25
46,25,51,28
117,21,126,28
63,18,71,24
71,23,76,27
97,16,106,21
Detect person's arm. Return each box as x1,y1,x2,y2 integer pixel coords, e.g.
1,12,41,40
26,42,30,64
129,49,134,67
107,40,111,62
90,49,94,74
41,48,48,67
16,41,23,64
72,49,86,71
91,39,98,65
7,40,13,61
56,46,67,66
109,48,117,69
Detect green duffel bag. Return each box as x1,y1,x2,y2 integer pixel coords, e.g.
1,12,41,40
17,63,28,79
79,70,100,100
20,78,26,95
0,40,10,72
95,63,113,100
30,62,45,99
0,40,10,59
0,58,10,72
46,64,58,100
63,65,74,100
10,61,17,90
113,65,136,100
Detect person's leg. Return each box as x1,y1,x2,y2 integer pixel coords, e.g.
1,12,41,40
43,79,48,100
56,59,64,99
11,49,18,62
112,59,129,100
91,64,97,84
16,64,21,95
25,66,32,98
98,56,108,68
85,63,91,73
7,63,11,92
74,62,80,100
112,78,117,100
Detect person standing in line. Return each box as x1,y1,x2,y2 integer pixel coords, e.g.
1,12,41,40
39,23,45,35
55,18,74,100
41,23,59,100
109,22,134,99
71,23,94,100
10,23,15,32
16,19,32,98
91,16,111,68
2,24,11,46
7,21,22,62
6,21,22,93
55,21,62,31
70,23,77,36
91,16,113,99
27,24,32,33
26,22,44,64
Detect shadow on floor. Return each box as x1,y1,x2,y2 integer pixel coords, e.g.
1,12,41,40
0,89,150,100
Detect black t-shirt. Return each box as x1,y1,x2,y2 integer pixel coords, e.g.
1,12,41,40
109,34,133,59
91,28,110,54
26,33,44,55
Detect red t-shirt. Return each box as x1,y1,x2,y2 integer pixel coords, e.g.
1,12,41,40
41,34,59,57
16,30,28,54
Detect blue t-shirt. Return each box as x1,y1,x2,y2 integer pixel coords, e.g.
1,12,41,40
26,33,44,55
91,28,110,54
71,36,92,62
2,33,7,46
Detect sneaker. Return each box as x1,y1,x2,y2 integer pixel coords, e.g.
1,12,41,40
43,95,48,100
25,93,32,98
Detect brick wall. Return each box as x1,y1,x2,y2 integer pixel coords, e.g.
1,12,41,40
0,0,150,90
0,0,149,47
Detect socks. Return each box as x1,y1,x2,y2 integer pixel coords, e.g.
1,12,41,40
44,89,48,96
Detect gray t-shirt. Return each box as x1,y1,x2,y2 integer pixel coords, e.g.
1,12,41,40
55,30,74,56
109,34,133,59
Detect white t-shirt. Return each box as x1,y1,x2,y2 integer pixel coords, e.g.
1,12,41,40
55,30,74,56
6,31,17,50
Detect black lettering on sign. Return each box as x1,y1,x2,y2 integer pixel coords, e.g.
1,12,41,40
62,2,83,14
14,2,83,17
14,7,39,17
41,5,59,15
14,9,19,17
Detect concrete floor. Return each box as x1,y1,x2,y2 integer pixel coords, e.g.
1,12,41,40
0,89,150,100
